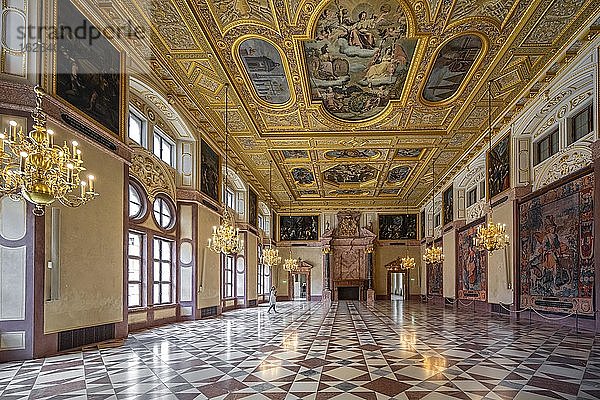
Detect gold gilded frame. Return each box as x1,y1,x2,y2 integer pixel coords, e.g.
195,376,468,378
419,31,489,108
232,34,296,110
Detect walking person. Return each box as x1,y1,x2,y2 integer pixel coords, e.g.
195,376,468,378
268,286,277,313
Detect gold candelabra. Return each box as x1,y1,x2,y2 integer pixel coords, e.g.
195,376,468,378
422,244,445,265
262,246,281,268
474,216,509,254
401,255,416,269
208,209,243,255
386,256,414,272
474,81,509,254
283,254,299,272
0,86,98,215
207,84,243,255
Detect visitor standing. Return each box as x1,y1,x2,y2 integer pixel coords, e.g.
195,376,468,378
268,286,277,313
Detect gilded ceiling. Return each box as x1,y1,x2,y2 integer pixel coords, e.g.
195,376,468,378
85,0,600,211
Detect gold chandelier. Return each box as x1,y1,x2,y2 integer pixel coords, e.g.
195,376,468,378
283,255,299,272
0,86,98,215
422,245,445,265
208,209,243,254
400,195,415,269
422,159,444,265
474,81,509,254
261,161,281,267
208,84,243,255
386,256,414,272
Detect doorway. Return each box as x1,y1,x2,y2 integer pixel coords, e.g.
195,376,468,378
390,272,404,301
292,273,308,300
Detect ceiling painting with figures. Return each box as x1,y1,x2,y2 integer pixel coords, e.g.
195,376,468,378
82,0,600,211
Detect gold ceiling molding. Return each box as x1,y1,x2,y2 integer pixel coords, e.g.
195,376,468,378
79,0,600,208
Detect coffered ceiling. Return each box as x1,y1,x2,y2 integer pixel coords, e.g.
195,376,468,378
86,0,600,211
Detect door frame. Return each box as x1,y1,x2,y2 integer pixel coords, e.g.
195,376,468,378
287,267,311,301
386,270,409,300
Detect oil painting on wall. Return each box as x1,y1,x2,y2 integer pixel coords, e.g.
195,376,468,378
201,139,220,202
280,215,319,241
304,0,418,121
519,172,594,315
420,210,425,239
56,0,121,135
378,214,417,240
239,38,291,104
457,220,487,301
248,188,258,228
488,135,510,199
422,35,482,103
443,185,453,225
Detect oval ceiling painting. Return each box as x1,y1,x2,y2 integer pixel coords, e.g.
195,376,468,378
422,35,483,103
239,38,291,105
304,0,418,121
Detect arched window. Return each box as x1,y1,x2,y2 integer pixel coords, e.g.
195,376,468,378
153,197,175,229
128,183,145,219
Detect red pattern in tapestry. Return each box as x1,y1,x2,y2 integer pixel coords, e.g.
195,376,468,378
519,172,594,315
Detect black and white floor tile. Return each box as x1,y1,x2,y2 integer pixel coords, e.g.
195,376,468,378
1,301,600,399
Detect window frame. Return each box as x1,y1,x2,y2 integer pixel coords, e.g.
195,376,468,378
434,213,441,228
127,231,145,309
568,103,593,145
128,108,146,147
152,196,175,231
152,237,174,305
534,128,559,165
466,187,477,208
153,128,176,167
128,182,146,221
222,254,235,299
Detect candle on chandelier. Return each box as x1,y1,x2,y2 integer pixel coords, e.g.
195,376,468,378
66,163,74,183
19,151,28,172
0,132,4,152
80,181,87,197
9,121,17,142
47,129,54,147
72,141,78,157
87,175,95,193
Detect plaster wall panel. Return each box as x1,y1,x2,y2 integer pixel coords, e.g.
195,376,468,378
442,230,456,299
44,143,124,333
246,234,258,302
197,208,221,309
487,201,514,304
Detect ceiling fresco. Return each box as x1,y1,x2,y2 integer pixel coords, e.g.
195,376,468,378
83,0,600,210
304,0,418,120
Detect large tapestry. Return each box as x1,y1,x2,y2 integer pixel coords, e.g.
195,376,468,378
248,188,258,228
487,135,511,199
443,185,453,226
378,214,417,240
427,239,443,296
280,215,319,241
56,0,122,135
519,172,594,315
457,219,487,301
201,139,220,202
304,0,418,121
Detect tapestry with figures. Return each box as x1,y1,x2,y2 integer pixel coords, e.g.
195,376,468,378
426,239,443,297
457,218,487,301
519,171,594,315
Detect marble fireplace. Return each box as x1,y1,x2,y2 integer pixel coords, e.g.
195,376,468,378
321,211,376,302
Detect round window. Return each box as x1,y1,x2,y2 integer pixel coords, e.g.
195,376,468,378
128,184,145,219
153,197,175,229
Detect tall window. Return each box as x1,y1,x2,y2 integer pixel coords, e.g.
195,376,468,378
153,197,174,229
128,111,145,146
569,104,593,145
223,255,234,298
153,129,175,167
128,232,144,308
225,188,235,211
534,129,559,165
257,246,264,296
153,237,173,305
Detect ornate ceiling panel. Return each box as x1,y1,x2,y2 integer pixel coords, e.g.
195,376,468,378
83,0,600,210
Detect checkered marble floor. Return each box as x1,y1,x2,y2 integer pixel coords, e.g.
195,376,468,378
2,301,600,400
